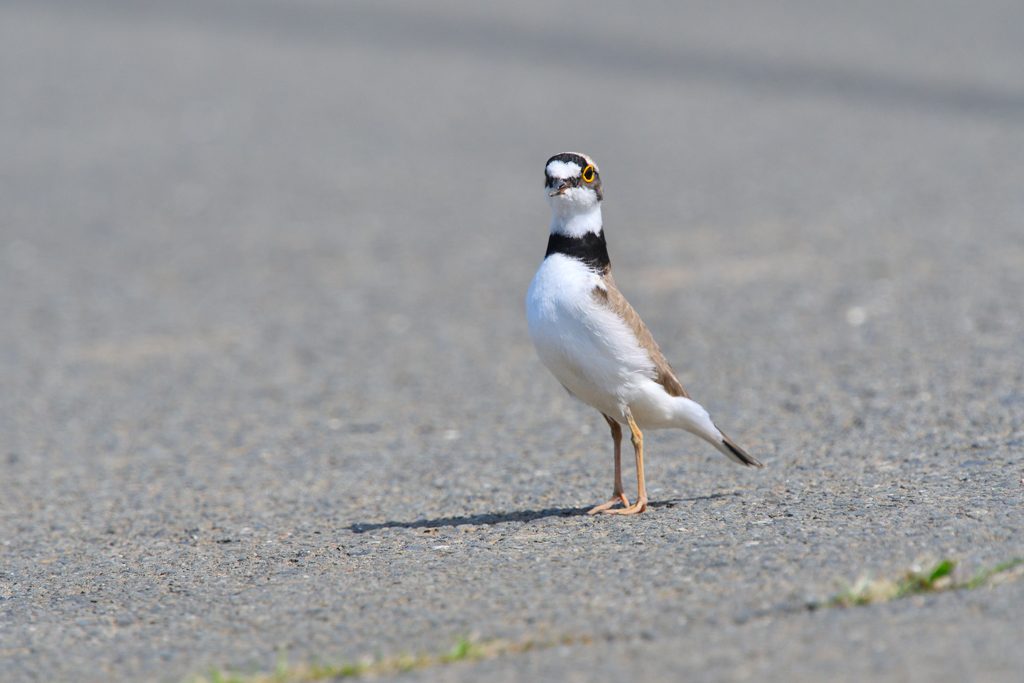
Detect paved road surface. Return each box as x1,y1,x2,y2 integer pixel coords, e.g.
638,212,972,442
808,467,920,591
1,1,1023,680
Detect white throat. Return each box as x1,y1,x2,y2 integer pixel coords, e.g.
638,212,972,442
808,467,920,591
550,202,603,239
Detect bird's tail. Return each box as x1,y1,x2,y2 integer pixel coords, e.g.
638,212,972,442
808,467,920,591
671,397,764,467
713,427,763,467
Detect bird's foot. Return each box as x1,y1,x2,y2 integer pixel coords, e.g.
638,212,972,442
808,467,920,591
586,492,630,515
600,496,647,515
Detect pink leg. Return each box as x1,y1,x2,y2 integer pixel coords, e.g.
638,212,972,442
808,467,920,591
587,415,630,514
602,409,647,515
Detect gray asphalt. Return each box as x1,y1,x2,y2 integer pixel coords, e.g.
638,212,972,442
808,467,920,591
1,1,1023,681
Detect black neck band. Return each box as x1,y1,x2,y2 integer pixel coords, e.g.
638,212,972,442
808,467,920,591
545,231,610,272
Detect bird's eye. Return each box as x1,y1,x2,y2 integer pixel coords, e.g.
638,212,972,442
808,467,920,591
582,165,595,183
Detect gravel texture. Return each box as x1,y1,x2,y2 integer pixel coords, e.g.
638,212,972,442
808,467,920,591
1,1,1023,681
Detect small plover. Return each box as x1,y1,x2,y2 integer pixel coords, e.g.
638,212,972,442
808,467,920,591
526,152,762,515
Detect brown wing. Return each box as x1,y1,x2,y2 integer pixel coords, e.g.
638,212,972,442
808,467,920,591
592,272,690,398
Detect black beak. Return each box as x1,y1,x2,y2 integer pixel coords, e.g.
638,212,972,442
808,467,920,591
548,180,569,197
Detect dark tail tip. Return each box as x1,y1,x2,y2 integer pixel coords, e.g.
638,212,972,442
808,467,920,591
721,432,764,468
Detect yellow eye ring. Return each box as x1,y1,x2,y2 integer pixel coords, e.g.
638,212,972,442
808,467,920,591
582,165,595,183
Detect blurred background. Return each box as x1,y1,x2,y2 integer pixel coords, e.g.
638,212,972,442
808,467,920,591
3,0,1022,455
1,1,1023,680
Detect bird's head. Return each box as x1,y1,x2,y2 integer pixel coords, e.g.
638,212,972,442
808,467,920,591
544,152,603,217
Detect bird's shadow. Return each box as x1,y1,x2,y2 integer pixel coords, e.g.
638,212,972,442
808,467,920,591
347,492,738,533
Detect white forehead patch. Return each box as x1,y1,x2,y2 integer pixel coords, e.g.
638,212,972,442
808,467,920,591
546,160,581,179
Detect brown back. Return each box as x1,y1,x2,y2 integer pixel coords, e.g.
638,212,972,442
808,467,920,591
592,272,690,398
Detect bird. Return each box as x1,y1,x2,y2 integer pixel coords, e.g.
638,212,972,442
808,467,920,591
526,152,763,515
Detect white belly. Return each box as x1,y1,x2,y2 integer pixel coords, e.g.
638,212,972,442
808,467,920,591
526,254,671,425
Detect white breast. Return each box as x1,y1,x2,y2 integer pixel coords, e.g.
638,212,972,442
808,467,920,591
526,254,657,419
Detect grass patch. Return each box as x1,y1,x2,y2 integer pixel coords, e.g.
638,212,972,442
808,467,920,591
190,557,1024,682
829,557,1024,608
187,635,584,683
